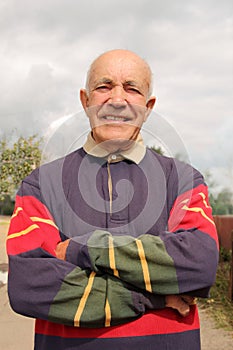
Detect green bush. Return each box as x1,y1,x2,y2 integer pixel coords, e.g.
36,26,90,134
0,195,14,216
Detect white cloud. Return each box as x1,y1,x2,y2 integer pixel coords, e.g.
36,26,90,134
0,0,232,189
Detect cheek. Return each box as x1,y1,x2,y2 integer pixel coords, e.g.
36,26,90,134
88,115,100,129
88,92,109,105
128,94,148,105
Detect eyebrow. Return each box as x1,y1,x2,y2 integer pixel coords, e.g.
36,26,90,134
94,78,113,86
94,78,141,88
124,80,140,88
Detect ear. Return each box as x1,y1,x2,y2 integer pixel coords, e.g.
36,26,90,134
144,96,156,121
80,89,89,110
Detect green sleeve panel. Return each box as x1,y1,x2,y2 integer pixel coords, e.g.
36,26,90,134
87,230,179,295
48,266,145,328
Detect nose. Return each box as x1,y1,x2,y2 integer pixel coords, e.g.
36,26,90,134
109,85,127,107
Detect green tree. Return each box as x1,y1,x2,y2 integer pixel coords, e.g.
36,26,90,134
200,171,233,215
0,135,43,214
211,188,233,215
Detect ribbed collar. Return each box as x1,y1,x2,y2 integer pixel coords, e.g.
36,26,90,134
83,132,146,164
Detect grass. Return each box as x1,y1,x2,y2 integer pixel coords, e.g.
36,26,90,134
199,248,233,332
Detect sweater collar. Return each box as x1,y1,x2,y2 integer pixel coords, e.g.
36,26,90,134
83,132,146,164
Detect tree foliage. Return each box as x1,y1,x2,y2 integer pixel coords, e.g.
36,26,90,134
0,135,43,205
210,189,233,215
205,171,233,215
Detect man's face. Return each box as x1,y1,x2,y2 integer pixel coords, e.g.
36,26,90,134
80,51,156,150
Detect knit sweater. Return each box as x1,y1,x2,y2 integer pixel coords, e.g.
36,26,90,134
7,145,219,350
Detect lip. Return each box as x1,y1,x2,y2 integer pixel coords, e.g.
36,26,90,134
100,115,131,123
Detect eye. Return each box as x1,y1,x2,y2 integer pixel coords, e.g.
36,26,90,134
95,85,111,92
127,87,141,94
124,84,142,94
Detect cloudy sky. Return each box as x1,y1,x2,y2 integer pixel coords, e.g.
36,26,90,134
0,0,232,191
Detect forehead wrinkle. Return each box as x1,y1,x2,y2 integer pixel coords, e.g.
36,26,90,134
86,51,153,96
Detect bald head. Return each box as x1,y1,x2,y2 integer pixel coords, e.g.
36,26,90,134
80,48,156,149
85,49,153,98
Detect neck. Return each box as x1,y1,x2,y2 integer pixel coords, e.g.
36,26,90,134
98,138,136,154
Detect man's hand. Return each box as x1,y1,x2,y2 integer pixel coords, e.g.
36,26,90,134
55,239,71,260
165,295,197,317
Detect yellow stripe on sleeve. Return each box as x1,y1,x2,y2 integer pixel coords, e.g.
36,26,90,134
74,271,96,327
30,217,58,229
109,236,119,278
105,298,111,327
198,192,210,208
11,207,23,219
135,239,152,293
182,205,215,226
6,224,39,240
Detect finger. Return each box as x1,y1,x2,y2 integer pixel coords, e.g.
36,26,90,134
165,295,190,317
181,295,197,305
176,301,190,317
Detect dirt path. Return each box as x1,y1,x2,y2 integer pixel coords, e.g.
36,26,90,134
199,308,233,349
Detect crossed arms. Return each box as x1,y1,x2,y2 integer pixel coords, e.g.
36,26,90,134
7,168,219,328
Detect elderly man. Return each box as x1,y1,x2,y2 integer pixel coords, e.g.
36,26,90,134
7,49,219,350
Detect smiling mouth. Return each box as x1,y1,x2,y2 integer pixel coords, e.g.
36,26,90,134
101,115,131,122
